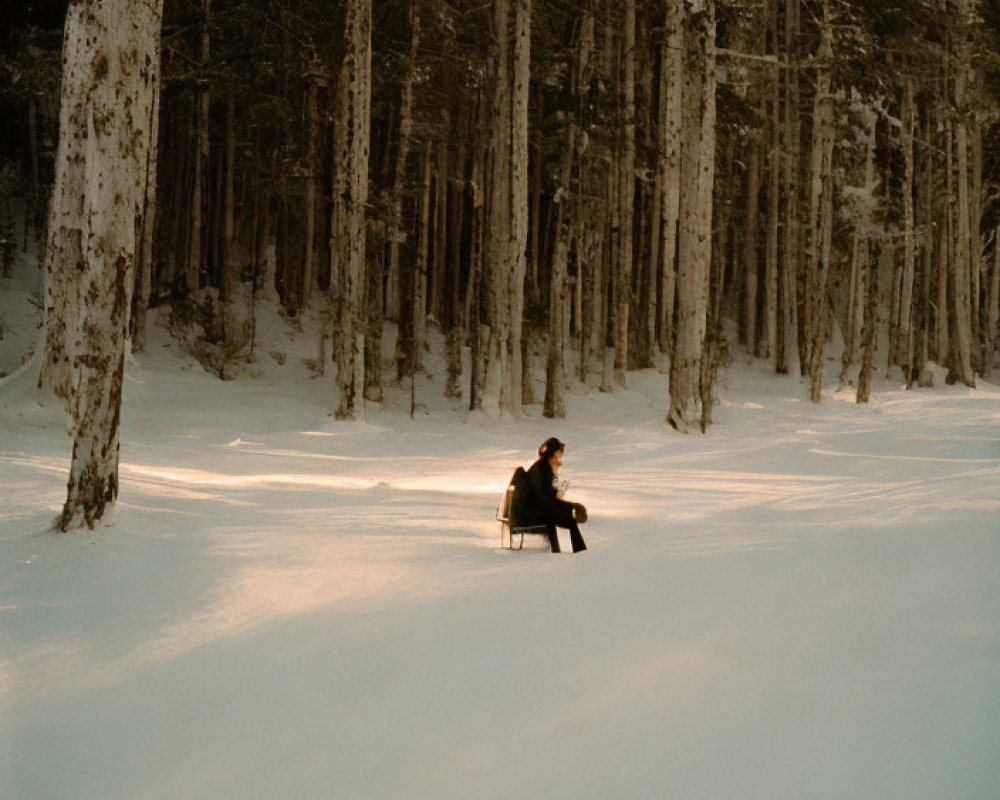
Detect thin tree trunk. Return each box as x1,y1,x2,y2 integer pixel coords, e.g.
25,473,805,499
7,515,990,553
544,126,576,419
856,239,877,404
898,75,916,381
132,33,162,353
386,1,419,321
186,0,210,297
763,2,780,364
302,75,320,308
220,97,238,347
414,140,432,372
744,141,761,355
432,119,449,323
986,225,1000,375
613,0,635,388
784,0,801,375
333,0,372,419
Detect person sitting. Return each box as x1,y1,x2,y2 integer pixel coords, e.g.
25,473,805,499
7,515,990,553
525,437,588,554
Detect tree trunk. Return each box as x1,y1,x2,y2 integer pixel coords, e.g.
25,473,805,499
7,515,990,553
950,5,975,387
856,240,877,404
302,75,320,309
612,0,635,388
806,4,834,403
131,29,162,354
784,0,801,376
744,140,761,355
466,96,487,411
41,0,164,529
668,2,715,433
186,0,210,298
432,120,449,323
897,75,916,381
658,0,683,357
544,126,576,419
385,1,419,321
413,140,432,372
333,0,372,419
482,0,530,417
986,225,1000,375
220,97,238,346
764,8,780,365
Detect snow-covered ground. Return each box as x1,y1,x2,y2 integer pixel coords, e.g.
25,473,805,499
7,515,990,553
2,266,999,799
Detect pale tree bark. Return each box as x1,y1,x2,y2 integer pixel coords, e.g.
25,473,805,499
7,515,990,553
482,0,512,416
385,0,419,321
483,0,530,417
806,3,834,403
658,0,683,356
544,127,576,419
39,0,164,529
897,74,916,381
333,0,372,419
668,1,715,433
950,0,975,387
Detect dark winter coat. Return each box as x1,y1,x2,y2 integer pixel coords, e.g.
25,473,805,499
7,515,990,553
525,458,576,527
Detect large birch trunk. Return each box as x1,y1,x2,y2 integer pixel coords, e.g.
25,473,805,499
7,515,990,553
41,0,164,529
668,2,715,433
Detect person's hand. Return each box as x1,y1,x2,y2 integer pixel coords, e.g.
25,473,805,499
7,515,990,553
572,503,588,524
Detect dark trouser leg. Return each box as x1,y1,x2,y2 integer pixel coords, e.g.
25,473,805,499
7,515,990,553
568,520,587,553
545,523,561,553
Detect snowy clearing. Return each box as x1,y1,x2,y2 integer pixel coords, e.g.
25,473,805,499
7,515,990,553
2,308,999,800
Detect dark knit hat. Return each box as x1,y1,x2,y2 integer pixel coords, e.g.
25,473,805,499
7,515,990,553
538,437,566,458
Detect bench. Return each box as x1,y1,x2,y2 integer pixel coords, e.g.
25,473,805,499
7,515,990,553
496,477,549,550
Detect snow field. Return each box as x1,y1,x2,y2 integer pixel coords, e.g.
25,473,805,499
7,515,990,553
1,299,999,799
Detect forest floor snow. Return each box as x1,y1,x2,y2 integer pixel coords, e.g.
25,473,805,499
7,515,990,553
1,289,999,799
